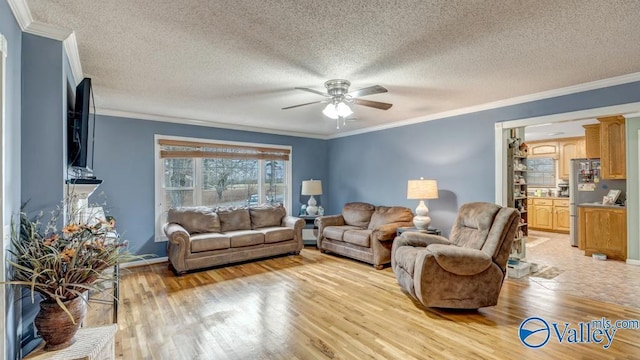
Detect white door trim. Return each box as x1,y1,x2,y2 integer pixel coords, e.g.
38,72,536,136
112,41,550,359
0,31,8,360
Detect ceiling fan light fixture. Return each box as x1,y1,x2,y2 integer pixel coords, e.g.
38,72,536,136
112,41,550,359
336,102,353,117
323,101,353,119
322,103,338,119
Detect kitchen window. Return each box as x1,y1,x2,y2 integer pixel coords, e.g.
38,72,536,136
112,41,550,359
526,157,556,187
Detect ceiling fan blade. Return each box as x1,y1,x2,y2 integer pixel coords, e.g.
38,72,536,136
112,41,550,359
282,100,328,110
347,85,388,97
295,87,331,97
352,98,393,110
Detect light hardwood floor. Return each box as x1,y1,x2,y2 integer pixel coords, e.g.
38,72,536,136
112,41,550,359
86,248,640,359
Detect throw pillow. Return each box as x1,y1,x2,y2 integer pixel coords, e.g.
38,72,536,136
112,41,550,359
342,202,375,228
249,204,286,229
368,206,414,230
217,207,252,232
167,207,221,234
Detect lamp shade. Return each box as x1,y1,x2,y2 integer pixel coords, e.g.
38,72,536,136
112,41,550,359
335,102,353,117
407,178,438,199
322,103,338,119
301,180,323,196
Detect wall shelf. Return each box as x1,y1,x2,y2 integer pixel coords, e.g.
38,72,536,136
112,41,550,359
507,143,528,261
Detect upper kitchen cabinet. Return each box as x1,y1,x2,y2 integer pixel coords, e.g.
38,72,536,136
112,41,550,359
528,141,558,158
583,124,601,158
598,116,626,179
558,137,585,180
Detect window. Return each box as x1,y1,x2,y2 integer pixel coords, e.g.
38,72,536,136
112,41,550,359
526,157,556,187
155,136,292,241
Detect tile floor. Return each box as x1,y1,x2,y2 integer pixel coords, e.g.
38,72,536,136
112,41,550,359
508,230,640,308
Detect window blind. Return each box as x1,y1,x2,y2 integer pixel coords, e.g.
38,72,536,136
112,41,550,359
158,139,290,161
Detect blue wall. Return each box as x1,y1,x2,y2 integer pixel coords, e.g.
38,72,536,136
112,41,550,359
21,34,65,213
327,81,640,236
1,0,22,358
91,115,328,256
20,33,69,356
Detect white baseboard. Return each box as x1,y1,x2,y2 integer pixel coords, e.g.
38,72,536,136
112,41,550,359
120,256,168,269
626,259,640,266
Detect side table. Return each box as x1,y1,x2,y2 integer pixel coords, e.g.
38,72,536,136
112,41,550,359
24,324,117,360
93,231,119,324
300,215,319,246
396,227,442,237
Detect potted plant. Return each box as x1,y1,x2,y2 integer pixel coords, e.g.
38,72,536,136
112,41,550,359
3,201,143,351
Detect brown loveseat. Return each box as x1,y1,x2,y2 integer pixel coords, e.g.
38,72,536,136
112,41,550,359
391,202,519,309
315,202,414,269
164,204,304,274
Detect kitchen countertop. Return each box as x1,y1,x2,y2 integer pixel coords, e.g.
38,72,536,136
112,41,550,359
577,202,626,209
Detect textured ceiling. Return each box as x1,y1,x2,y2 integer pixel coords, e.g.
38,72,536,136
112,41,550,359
25,0,640,137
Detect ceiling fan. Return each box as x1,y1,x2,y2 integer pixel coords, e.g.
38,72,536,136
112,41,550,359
282,79,393,125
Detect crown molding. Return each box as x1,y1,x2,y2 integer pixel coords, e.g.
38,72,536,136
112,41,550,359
95,107,329,140
6,0,32,31
330,72,640,139
63,32,83,84
8,0,83,84
24,21,72,41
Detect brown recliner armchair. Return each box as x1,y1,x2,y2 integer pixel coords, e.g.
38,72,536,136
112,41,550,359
391,202,520,309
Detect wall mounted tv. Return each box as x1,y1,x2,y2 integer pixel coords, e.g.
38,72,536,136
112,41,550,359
67,77,94,171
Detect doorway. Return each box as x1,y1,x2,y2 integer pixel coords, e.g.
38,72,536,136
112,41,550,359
495,104,640,306
495,104,640,264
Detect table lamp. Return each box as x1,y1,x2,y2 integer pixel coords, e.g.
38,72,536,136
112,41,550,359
407,178,438,230
301,179,323,215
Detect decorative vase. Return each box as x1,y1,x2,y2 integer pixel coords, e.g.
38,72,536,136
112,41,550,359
34,295,87,351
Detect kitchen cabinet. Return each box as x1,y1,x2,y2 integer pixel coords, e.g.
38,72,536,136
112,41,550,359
528,141,558,158
598,116,626,179
525,137,585,183
583,123,601,158
552,199,570,232
578,206,626,261
558,137,585,180
531,199,553,230
529,197,569,233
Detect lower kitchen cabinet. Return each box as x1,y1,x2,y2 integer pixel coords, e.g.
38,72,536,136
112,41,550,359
552,199,570,232
578,206,626,261
529,197,569,233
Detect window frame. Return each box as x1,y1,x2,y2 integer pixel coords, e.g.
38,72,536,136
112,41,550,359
526,156,557,188
154,134,292,242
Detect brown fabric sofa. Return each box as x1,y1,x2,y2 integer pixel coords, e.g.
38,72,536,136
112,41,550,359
316,202,414,269
164,204,304,274
391,202,519,309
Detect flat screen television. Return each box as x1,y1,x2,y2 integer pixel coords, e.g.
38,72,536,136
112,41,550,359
67,78,94,171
